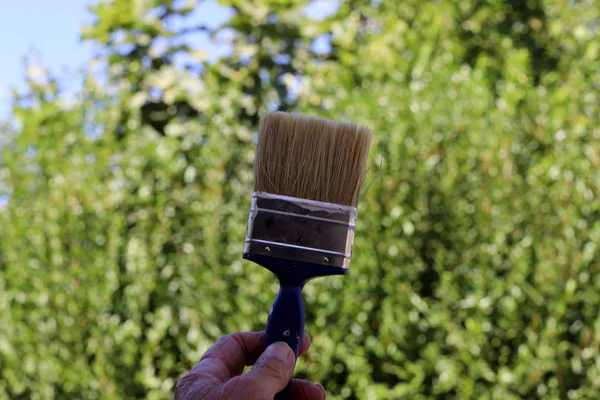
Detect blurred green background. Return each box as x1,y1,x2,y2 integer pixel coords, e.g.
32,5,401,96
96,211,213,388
1,0,599,399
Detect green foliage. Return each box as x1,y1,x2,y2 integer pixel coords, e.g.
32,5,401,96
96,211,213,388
1,0,600,398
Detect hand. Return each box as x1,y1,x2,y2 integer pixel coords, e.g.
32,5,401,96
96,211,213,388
175,331,326,400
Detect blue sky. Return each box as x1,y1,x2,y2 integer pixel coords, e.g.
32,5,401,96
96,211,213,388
0,0,233,117
0,0,231,207
0,0,335,206
0,1,95,115
0,0,336,119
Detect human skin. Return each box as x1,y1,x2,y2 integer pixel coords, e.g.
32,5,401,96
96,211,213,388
175,331,326,400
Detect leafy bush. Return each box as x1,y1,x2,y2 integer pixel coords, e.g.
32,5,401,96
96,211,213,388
1,0,599,399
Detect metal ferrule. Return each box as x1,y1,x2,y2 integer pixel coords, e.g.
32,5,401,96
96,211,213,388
244,192,358,268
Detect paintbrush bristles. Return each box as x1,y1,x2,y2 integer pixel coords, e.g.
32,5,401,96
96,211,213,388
254,112,372,207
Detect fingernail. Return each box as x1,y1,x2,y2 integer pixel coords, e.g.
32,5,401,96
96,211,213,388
318,384,326,398
265,342,294,364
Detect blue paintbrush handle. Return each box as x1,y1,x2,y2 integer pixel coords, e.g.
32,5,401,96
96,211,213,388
265,284,305,400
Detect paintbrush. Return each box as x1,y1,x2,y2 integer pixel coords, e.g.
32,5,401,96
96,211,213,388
243,111,372,399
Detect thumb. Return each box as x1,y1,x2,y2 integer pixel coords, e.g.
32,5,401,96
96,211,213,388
227,342,295,397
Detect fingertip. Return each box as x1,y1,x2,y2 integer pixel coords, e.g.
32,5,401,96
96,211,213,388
243,342,296,396
290,379,326,400
299,333,311,356
318,383,326,398
265,341,295,365
304,332,311,345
